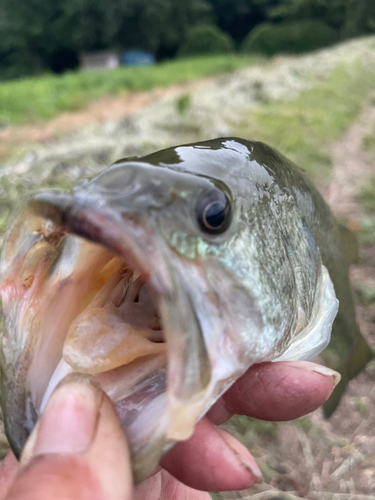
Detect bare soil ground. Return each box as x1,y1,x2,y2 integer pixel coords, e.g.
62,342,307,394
323,104,375,220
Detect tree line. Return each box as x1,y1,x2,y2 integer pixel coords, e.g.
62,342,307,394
0,0,374,80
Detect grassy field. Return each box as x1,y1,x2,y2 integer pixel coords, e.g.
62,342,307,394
235,60,375,179
0,54,260,126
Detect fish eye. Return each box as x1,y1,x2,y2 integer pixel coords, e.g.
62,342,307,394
196,188,232,235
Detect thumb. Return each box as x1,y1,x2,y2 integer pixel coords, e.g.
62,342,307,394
5,374,132,500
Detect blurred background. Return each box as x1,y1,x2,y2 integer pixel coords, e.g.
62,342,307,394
0,0,375,79
1,0,375,499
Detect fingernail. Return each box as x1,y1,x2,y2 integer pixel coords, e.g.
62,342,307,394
32,375,103,456
309,365,341,387
216,428,263,483
283,361,341,387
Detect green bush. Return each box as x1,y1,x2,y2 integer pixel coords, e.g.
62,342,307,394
179,25,235,57
242,20,339,56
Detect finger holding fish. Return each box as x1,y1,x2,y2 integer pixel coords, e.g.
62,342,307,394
0,360,337,498
207,360,340,425
160,359,339,491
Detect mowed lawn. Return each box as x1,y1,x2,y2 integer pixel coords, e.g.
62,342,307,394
235,60,375,179
0,55,260,126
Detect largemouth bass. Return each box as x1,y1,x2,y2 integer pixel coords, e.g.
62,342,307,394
0,138,372,481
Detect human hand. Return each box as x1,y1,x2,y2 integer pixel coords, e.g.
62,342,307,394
0,361,339,500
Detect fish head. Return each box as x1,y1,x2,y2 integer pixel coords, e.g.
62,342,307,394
0,138,336,480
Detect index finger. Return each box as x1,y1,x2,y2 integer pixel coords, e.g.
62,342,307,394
207,360,340,424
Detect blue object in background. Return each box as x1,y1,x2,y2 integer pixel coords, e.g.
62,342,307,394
122,50,155,66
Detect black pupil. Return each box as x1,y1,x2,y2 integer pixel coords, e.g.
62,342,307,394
204,202,225,229
196,188,231,235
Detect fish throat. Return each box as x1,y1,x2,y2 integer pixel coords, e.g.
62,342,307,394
62,252,166,375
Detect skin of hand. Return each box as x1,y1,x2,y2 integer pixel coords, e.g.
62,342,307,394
0,361,339,500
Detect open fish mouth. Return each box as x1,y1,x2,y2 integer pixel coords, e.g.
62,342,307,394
0,191,223,480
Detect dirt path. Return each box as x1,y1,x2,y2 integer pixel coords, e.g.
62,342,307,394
322,101,375,337
323,103,375,223
0,77,212,161
310,104,375,496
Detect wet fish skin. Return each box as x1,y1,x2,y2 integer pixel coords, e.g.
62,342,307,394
239,141,374,415
246,143,374,415
131,138,372,393
0,138,371,479
94,139,323,362
151,138,373,405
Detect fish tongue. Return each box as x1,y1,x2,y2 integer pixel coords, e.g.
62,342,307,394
62,270,165,374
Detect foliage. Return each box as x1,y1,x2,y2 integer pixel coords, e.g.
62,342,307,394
360,136,375,242
0,0,212,78
178,25,234,56
265,0,345,28
1,0,375,79
264,0,375,35
354,282,375,305
242,20,339,56
176,94,192,115
113,0,213,57
0,54,256,125
207,0,267,44
360,175,375,217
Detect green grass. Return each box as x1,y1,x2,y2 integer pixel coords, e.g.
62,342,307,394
0,55,260,126
358,177,375,244
361,177,375,213
235,61,375,179
355,282,375,305
352,396,369,416
358,121,375,242
359,119,375,242
362,125,375,151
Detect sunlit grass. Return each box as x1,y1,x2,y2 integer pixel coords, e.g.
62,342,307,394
0,55,261,126
361,177,375,213
358,185,375,244
235,61,375,179
359,125,375,243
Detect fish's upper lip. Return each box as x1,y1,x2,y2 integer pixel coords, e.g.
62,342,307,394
30,190,174,296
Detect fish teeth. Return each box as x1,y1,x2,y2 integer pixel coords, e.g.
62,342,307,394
133,270,141,281
117,273,134,307
116,270,143,307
